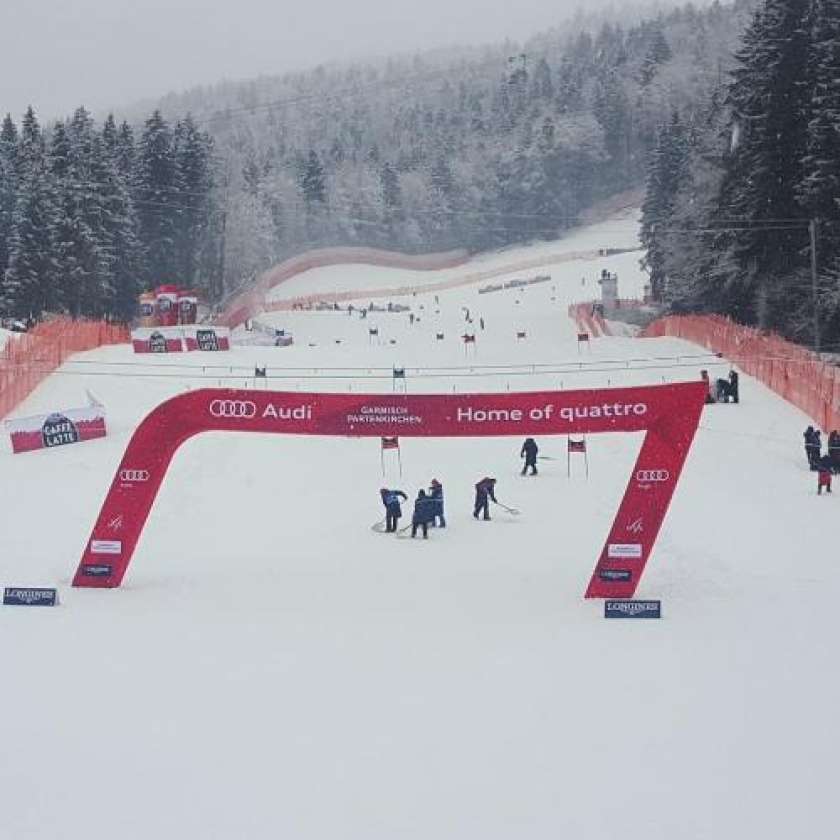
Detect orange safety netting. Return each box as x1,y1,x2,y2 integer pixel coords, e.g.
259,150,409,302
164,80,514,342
568,302,610,337
642,314,840,431
217,245,613,328
0,318,129,419
216,247,470,328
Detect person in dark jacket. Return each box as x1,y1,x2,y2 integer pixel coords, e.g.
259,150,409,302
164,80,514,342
411,489,436,538
818,454,833,494
728,370,739,404
473,477,498,520
520,438,538,475
804,427,821,471
429,479,445,527
380,488,408,532
701,369,716,404
828,431,840,473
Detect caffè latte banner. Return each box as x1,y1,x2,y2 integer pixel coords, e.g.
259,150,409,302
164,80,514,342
6,392,107,454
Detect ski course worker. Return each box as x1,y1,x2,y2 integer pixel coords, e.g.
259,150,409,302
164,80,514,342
520,437,539,476
473,477,498,521
411,489,437,539
728,369,739,404
828,430,840,473
429,479,446,527
818,454,834,495
380,487,408,533
804,427,821,471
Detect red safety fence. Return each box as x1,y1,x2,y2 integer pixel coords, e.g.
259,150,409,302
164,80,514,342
217,244,613,329
568,302,610,337
216,247,470,328
0,318,129,419
642,314,840,431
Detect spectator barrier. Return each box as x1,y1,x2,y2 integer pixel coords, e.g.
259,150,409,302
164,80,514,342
216,247,470,328
217,245,610,329
642,314,840,431
0,318,128,419
569,302,610,337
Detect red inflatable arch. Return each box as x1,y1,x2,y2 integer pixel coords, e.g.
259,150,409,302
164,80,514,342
72,382,706,598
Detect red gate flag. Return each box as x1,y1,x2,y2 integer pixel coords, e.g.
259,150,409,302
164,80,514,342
381,436,400,450
568,438,587,453
71,382,706,598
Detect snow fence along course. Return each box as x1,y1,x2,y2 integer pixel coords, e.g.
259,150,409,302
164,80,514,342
0,318,129,419
215,246,470,328
216,244,612,328
642,314,840,431
569,302,610,337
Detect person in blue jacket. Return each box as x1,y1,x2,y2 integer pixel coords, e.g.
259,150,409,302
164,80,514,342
380,487,408,532
429,478,446,527
411,489,437,539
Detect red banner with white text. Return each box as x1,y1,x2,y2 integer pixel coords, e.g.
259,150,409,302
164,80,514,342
72,382,706,597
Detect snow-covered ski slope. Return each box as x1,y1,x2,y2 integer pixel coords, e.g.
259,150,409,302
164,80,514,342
264,210,641,303
1,209,837,839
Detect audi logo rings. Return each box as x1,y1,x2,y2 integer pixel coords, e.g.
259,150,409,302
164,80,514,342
209,399,257,419
120,469,149,482
636,469,670,482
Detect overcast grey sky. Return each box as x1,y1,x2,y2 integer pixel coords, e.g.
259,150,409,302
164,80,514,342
0,0,628,121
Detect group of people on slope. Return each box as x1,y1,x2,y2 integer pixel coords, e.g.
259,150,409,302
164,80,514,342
380,476,509,537
701,369,740,404
804,426,840,494
378,438,545,537
380,479,445,538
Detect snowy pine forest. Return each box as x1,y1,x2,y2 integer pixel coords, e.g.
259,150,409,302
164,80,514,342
642,0,840,348
6,0,835,347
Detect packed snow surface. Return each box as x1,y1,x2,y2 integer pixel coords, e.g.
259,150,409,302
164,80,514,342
1,210,836,839
265,211,642,302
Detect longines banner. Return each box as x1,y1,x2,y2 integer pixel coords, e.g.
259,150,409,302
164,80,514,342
6,393,107,454
72,383,706,598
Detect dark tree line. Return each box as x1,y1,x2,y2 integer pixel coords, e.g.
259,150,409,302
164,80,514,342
642,0,840,348
0,107,218,321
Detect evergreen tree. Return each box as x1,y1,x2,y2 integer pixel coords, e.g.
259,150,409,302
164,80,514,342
115,120,137,183
49,120,81,314
641,112,689,299
654,95,733,314
0,114,18,292
797,0,840,258
2,108,55,317
716,0,812,327
300,150,326,205
531,58,554,101
594,71,632,184
59,107,114,316
136,110,179,287
173,115,215,290
640,25,673,85
101,115,142,320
